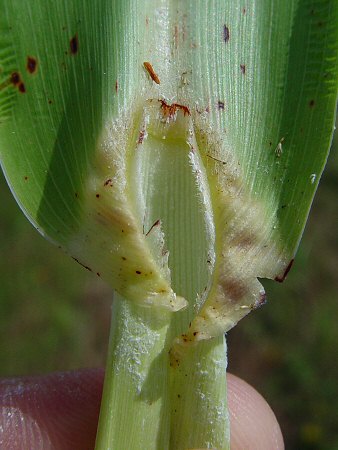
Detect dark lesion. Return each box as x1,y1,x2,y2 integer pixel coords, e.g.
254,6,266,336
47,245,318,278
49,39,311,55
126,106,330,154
69,33,79,55
0,72,18,91
223,24,230,43
221,277,249,303
275,259,294,282
26,56,38,74
0,71,26,93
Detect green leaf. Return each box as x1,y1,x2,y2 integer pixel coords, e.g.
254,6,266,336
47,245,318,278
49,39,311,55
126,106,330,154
1,0,338,335
0,0,337,338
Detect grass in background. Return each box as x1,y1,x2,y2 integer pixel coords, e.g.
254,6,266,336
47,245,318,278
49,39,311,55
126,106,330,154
1,132,337,449
0,183,111,374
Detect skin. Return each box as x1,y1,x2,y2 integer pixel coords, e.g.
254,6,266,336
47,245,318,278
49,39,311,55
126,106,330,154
0,369,284,450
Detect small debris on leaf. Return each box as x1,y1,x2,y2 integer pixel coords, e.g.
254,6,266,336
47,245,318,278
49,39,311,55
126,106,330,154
310,173,317,184
143,61,160,84
275,137,285,158
223,25,230,43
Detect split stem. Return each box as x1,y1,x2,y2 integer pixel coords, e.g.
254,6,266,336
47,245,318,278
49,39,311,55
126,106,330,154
95,294,172,450
95,293,230,450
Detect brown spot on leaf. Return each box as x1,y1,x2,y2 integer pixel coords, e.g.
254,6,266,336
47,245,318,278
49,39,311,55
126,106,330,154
18,82,26,93
309,99,315,108
136,270,142,274
27,56,38,74
222,278,248,302
70,34,79,55
24,176,28,181
232,234,256,249
174,24,179,48
104,178,113,187
138,129,146,144
96,194,100,198
115,80,118,93
275,259,294,283
223,25,230,43
240,64,246,75
218,101,225,110
10,72,20,86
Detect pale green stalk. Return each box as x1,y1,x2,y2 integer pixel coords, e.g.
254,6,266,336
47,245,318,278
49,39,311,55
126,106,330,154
95,297,229,450
169,335,228,449
95,296,171,450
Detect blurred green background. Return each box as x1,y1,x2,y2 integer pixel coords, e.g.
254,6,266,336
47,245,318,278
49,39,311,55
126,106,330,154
1,130,337,449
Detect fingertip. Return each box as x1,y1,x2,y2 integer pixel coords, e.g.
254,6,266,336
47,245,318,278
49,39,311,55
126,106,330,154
0,369,104,450
1,369,284,450
227,373,284,450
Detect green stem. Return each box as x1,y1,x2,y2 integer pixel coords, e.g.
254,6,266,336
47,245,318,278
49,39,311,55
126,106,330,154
169,335,229,450
95,292,229,450
95,293,172,450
